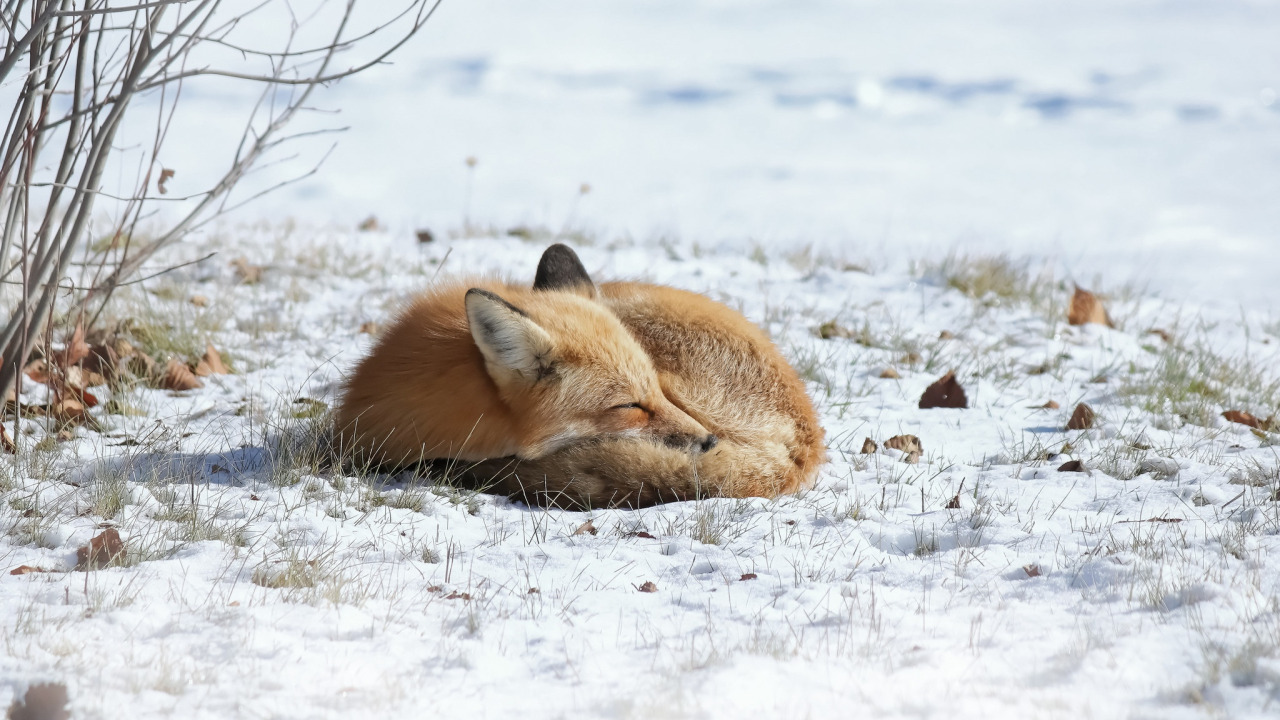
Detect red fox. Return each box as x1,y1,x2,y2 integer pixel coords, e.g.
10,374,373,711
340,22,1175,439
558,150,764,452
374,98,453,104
335,279,717,468
459,244,826,507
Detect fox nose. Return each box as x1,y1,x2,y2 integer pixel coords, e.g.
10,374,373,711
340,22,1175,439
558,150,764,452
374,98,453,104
699,434,718,453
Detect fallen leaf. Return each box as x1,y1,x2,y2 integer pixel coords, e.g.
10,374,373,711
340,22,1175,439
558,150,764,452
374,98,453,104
572,519,598,536
860,437,878,454
1037,400,1061,410
901,352,922,365
157,167,175,194
57,326,91,367
528,587,540,594
358,216,381,232
919,370,968,409
9,565,47,575
815,321,852,340
157,358,202,391
1146,328,1172,343
1057,460,1085,472
1067,286,1113,327
879,368,901,379
231,257,263,284
1222,410,1262,429
445,591,471,600
1066,403,1096,430
1089,373,1108,384
201,343,230,375
884,435,922,454
945,494,961,509
637,581,658,593
938,330,956,340
1,425,14,454
740,573,758,581
229,601,241,607
190,295,209,307
7,682,69,720
416,229,435,243
1023,564,1042,578
75,528,125,570
627,531,656,539
23,358,50,384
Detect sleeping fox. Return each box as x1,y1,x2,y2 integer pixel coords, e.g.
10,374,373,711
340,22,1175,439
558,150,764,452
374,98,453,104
335,279,718,467
457,245,826,507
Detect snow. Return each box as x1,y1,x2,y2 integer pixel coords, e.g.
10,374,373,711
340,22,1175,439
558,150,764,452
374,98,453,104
4,1,1280,718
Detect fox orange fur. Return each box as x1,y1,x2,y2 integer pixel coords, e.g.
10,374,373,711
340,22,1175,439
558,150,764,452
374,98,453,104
335,279,716,468
460,245,827,507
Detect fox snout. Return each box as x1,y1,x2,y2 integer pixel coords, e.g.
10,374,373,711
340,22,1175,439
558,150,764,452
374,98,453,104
660,429,717,454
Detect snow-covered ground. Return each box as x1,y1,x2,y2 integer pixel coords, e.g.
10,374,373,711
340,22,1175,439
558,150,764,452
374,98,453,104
3,231,1280,718
5,1,1280,718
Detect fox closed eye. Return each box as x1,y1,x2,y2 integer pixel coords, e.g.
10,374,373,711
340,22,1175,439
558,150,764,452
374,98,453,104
610,402,647,411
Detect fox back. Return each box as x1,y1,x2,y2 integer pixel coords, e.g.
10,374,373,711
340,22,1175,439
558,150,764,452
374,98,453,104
335,278,714,467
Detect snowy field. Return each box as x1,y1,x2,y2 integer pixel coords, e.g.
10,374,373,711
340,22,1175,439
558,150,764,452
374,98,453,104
5,0,1280,718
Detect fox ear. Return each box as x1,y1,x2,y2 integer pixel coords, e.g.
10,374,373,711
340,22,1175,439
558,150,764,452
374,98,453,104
533,243,596,297
465,288,554,383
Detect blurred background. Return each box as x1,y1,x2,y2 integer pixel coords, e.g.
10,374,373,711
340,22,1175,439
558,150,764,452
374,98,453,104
161,0,1280,306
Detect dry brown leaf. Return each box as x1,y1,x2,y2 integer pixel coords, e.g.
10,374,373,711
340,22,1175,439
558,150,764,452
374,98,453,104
8,682,70,720
445,591,472,600
0,424,14,454
1222,410,1262,429
1146,328,1172,343
190,295,209,307
23,358,50,384
637,581,658,593
54,325,91,368
945,494,961,509
1023,564,1042,578
9,565,48,575
1057,460,1085,472
740,573,758,581
358,215,381,232
860,437,878,454
884,435,922,454
1066,403,1096,430
815,321,852,340
201,344,229,375
76,528,124,570
938,330,956,340
919,370,968,409
1067,286,1113,327
158,167,175,194
901,352,923,365
158,358,203,391
416,229,435,243
879,368,901,379
231,257,263,284
572,519,598,536
1038,400,1061,410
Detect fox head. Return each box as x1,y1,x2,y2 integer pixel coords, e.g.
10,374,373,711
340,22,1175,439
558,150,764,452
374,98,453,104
464,286,716,460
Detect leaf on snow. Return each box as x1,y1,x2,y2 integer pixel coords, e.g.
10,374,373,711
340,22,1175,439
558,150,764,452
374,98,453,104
75,528,125,571
919,370,967,409
1067,286,1113,327
1066,403,1096,430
